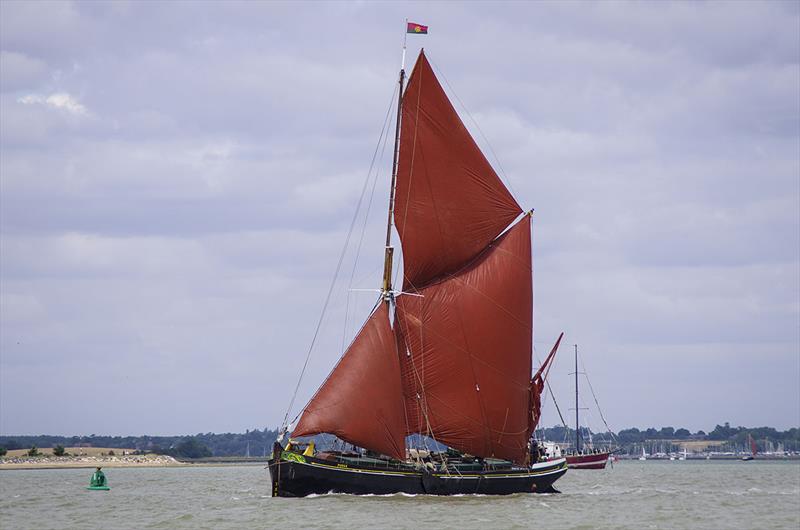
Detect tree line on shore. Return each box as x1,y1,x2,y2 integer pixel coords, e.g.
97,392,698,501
537,423,800,452
1,423,798,458
0,428,279,459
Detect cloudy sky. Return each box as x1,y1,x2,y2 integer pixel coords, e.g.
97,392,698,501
1,1,798,437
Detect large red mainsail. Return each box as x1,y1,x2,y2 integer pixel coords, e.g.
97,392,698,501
394,51,522,289
396,216,533,464
292,303,406,460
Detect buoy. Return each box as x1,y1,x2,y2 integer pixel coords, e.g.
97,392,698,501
87,466,109,490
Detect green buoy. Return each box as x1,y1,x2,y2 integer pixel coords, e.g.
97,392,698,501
87,466,109,491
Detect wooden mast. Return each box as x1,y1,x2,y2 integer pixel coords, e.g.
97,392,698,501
381,52,406,298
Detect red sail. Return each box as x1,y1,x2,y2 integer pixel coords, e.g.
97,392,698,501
395,50,522,289
530,333,564,436
396,216,532,464
293,303,406,460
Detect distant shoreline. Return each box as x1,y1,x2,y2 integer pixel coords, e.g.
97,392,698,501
0,453,275,470
0,454,184,470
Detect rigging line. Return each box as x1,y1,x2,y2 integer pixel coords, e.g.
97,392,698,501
342,84,398,353
351,263,384,288
281,87,401,433
395,278,425,426
578,392,594,434
427,54,518,198
579,357,618,442
342,291,351,357
537,389,551,432
546,379,569,428
395,301,442,452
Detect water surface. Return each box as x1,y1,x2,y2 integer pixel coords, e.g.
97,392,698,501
1,460,798,529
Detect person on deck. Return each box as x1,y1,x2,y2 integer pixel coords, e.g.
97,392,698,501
90,467,107,487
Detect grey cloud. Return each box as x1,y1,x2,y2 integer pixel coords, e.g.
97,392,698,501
0,50,50,92
1,1,797,436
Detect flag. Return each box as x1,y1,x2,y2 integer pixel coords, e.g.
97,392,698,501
407,22,428,34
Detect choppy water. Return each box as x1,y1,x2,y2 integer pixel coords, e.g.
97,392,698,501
1,460,798,529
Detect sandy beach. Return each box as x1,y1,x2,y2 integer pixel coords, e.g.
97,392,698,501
0,448,184,470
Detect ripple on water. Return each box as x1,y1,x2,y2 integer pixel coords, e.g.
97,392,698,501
0,462,797,529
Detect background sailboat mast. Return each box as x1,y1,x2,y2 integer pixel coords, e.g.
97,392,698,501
381,32,408,296
575,344,580,452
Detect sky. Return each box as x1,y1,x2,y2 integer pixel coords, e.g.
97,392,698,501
1,1,798,437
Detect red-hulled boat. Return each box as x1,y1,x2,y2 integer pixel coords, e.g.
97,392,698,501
566,450,611,470
564,345,614,470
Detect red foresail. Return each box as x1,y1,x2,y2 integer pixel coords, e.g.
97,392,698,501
292,303,406,460
395,50,522,289
396,216,532,464
529,333,564,437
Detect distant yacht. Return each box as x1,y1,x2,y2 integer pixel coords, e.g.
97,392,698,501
639,447,647,461
563,345,615,470
742,434,756,461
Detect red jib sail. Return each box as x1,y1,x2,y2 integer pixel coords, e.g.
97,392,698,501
396,216,533,464
395,50,522,289
530,333,564,436
292,303,406,460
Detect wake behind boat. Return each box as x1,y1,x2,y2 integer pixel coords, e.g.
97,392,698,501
269,28,567,497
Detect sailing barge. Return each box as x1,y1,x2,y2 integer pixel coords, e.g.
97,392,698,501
269,47,567,496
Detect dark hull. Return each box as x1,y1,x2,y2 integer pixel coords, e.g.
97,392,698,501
268,454,567,497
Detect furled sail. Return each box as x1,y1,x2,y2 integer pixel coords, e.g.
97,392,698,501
396,216,533,464
292,303,407,460
394,51,523,289
530,333,564,436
